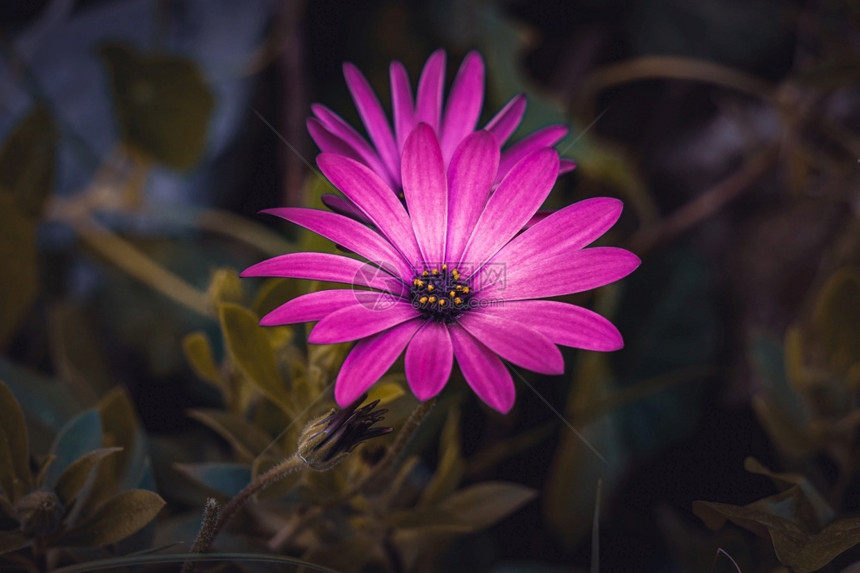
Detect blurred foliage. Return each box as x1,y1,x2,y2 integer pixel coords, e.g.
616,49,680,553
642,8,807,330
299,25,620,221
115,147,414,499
0,381,163,569
0,0,857,571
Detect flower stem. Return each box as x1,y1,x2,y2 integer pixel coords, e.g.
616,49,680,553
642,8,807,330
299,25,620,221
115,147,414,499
345,398,436,497
186,454,304,570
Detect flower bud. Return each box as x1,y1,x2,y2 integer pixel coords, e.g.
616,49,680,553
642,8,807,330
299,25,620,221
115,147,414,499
14,489,65,537
297,394,392,471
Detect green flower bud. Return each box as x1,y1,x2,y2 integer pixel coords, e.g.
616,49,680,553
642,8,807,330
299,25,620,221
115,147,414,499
297,394,391,471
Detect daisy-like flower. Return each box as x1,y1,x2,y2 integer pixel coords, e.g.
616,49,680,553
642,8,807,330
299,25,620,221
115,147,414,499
243,125,639,413
309,49,576,217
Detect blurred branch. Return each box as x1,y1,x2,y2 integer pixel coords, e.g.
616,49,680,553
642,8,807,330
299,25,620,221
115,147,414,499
195,209,294,256
629,147,779,255
279,0,308,206
578,55,777,118
53,204,214,318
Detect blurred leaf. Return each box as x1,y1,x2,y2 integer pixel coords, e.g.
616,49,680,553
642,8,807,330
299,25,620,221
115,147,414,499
0,380,31,501
367,378,406,405
207,268,244,307
91,388,144,505
0,530,30,555
47,304,113,405
54,447,123,507
44,410,103,488
751,394,814,458
0,359,80,437
0,104,57,217
99,42,214,170
182,332,223,391
57,489,165,547
174,463,251,498
187,409,274,462
751,333,808,426
252,278,297,318
545,352,622,548
439,482,537,530
812,268,860,376
418,408,464,507
218,303,294,417
0,195,38,349
743,457,835,529
694,496,860,573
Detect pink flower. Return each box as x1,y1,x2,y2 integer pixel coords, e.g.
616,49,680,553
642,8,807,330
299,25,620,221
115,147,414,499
243,125,638,413
308,49,575,217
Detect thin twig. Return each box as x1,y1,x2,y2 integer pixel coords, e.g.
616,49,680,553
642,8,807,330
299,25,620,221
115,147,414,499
629,147,779,255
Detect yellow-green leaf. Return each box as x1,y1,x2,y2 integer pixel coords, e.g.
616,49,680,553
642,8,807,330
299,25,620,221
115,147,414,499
418,408,464,507
54,447,123,506
206,268,244,307
0,380,31,500
187,408,274,462
812,268,860,376
57,489,165,547
0,104,57,217
439,482,537,531
182,332,222,390
99,42,214,170
218,303,294,417
91,388,142,505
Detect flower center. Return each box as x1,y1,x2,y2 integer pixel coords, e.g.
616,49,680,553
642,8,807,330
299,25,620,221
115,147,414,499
411,265,472,322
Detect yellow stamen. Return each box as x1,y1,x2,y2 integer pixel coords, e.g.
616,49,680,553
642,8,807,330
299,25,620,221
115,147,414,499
442,264,447,271
462,287,470,294
455,285,463,291
449,291,455,297
438,299,447,306
422,271,429,277
427,284,434,292
454,297,462,305
428,296,436,303
419,296,428,304
432,269,439,275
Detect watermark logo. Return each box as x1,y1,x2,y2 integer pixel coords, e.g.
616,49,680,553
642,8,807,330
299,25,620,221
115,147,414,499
351,261,401,311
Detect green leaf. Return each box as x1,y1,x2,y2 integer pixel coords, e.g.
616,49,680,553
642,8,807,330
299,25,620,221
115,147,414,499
0,104,57,217
0,529,30,555
439,482,537,531
45,410,103,488
182,332,223,390
99,42,214,170
173,463,251,498
206,268,244,307
187,409,274,462
744,457,835,529
0,380,31,501
54,447,123,507
419,408,464,507
57,489,165,547
0,195,39,349
218,303,294,417
772,517,860,573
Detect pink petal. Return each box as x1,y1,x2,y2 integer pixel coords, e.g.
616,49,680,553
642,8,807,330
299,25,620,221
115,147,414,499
497,124,568,182
262,207,412,278
401,124,447,265
440,51,485,162
405,321,453,401
241,252,406,295
480,300,623,351
335,320,422,406
317,153,422,267
343,63,401,186
308,300,417,344
260,289,368,326
445,131,500,263
459,148,559,269
390,61,415,151
320,194,370,223
479,247,641,300
311,105,396,188
524,210,552,228
415,50,446,132
483,94,526,146
449,326,515,413
559,158,577,174
457,311,564,375
307,118,362,162
490,197,623,268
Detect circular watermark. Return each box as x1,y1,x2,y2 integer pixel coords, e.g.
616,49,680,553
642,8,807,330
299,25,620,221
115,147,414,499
351,261,402,311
